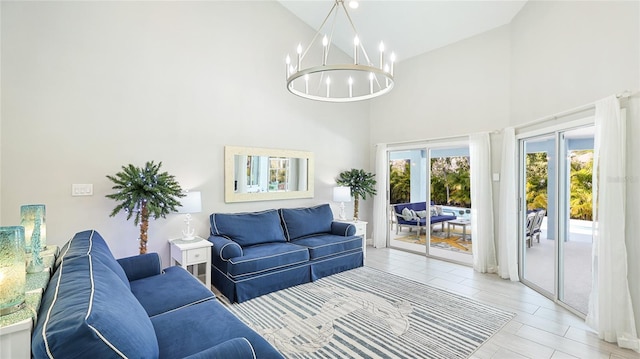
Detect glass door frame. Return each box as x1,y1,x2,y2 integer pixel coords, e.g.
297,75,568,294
385,138,472,266
517,116,594,317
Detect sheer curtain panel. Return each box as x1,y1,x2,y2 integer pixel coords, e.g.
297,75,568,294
469,133,497,273
586,95,639,352
497,127,519,281
372,143,388,248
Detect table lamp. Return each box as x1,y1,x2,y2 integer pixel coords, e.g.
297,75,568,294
177,191,202,240
333,186,351,221
0,226,26,316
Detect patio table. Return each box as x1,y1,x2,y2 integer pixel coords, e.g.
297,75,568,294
447,219,471,240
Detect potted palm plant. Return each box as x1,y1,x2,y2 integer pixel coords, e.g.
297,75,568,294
336,168,377,221
106,161,184,254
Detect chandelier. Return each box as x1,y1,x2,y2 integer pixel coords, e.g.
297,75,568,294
285,0,395,102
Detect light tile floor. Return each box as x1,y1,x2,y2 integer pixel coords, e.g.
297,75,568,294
365,247,639,359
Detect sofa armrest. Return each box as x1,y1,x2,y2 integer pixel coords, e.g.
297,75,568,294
182,338,256,359
209,235,243,261
330,222,356,237
117,253,162,281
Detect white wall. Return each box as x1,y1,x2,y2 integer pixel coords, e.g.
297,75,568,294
0,1,371,261
510,0,639,124
370,25,511,145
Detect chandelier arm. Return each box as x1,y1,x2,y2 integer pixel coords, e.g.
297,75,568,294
324,2,339,62
302,1,339,60
338,0,374,65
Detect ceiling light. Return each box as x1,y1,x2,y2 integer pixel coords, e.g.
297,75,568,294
349,1,359,9
285,0,395,103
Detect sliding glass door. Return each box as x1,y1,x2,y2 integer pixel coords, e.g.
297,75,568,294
387,143,472,265
519,125,594,315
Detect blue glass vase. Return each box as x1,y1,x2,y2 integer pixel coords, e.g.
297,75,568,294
0,226,26,316
20,204,46,253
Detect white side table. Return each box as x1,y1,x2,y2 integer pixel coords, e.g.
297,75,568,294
169,237,212,289
336,220,367,258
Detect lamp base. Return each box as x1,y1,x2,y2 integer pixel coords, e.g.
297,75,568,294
0,301,25,316
338,202,347,220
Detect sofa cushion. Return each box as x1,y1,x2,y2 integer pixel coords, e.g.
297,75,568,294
227,242,309,278
280,204,334,240
151,299,283,359
291,234,362,260
55,229,130,289
32,255,159,358
211,210,286,247
129,266,215,317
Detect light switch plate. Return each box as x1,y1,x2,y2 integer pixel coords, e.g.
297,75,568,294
72,184,93,196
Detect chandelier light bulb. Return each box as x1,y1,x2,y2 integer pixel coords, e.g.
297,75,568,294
326,76,331,97
285,55,291,77
322,35,329,65
390,52,396,75
353,36,360,65
304,74,309,94
349,1,359,9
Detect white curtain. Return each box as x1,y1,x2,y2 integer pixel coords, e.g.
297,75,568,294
469,133,497,273
497,127,520,281
372,143,388,248
586,96,639,352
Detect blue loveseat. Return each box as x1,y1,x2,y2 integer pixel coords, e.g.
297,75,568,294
209,204,363,303
31,230,283,359
392,202,457,234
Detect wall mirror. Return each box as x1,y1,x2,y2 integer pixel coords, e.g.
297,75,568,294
225,146,315,203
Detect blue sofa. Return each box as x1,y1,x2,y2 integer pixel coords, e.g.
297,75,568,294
392,202,457,234
31,230,283,359
209,204,363,303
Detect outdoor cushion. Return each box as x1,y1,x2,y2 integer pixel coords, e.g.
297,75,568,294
401,207,416,220
227,242,309,278
292,234,362,260
129,266,215,317
211,209,286,247
32,255,158,358
280,204,333,240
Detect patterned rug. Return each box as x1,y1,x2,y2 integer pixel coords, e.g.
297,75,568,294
221,267,513,358
395,231,473,253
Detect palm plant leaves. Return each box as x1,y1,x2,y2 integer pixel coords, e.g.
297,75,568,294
336,168,377,200
106,161,184,225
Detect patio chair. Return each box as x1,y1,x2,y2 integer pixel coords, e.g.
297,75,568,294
525,212,536,248
531,209,546,244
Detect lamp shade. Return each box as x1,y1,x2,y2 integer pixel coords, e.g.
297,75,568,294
333,186,351,203
177,191,202,214
20,204,46,252
0,226,26,315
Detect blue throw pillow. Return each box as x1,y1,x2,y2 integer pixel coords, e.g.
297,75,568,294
280,204,333,240
210,209,286,247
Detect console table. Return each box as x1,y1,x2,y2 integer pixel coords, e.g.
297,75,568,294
0,246,58,358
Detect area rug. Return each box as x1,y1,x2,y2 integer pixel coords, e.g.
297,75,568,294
221,267,514,358
395,232,473,253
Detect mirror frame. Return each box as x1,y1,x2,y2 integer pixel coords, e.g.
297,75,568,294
224,145,315,203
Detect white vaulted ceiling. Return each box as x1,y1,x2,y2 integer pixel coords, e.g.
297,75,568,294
279,0,527,62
